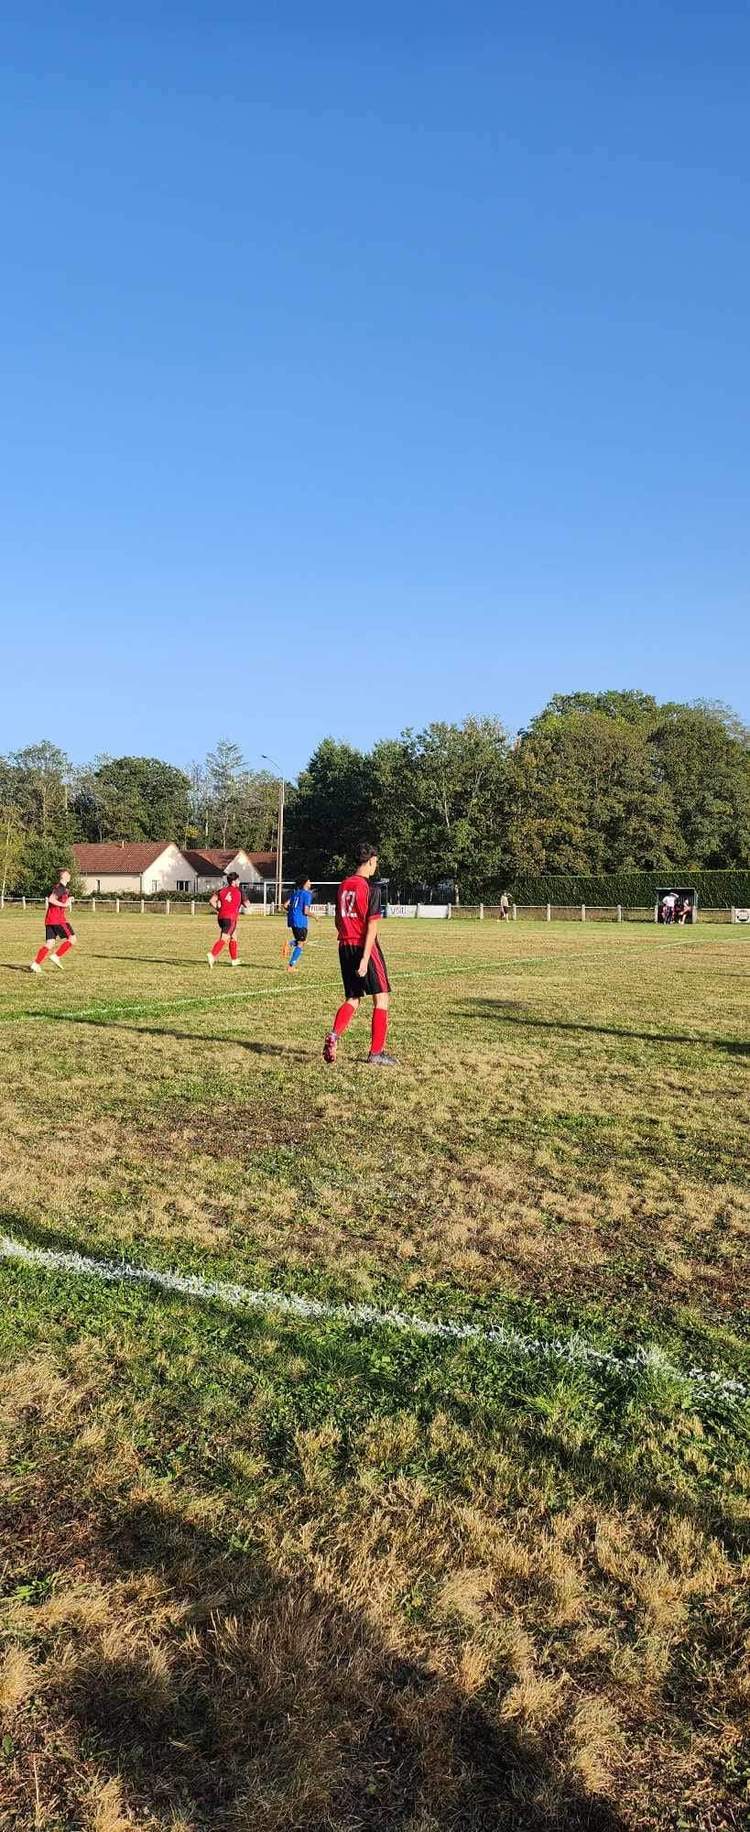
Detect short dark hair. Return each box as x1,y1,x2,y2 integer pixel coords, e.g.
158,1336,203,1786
226,871,240,884
296,875,310,889
355,841,378,866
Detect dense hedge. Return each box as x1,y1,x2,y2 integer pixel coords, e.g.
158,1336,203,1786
505,870,750,909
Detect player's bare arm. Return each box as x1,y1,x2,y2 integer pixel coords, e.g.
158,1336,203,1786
357,916,380,975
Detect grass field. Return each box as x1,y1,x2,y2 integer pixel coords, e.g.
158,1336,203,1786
0,908,748,1832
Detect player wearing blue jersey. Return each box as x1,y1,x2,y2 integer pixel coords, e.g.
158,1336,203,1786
283,877,314,971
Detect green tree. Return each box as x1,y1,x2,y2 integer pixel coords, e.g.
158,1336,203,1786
16,833,81,900
73,756,192,843
651,703,750,867
72,755,125,842
508,712,679,874
375,718,511,899
186,759,210,845
8,742,70,836
231,771,279,852
0,805,25,899
534,689,659,728
285,740,377,879
206,740,246,848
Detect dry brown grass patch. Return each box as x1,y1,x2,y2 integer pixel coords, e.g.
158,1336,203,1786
0,1645,37,1715
88,1775,138,1832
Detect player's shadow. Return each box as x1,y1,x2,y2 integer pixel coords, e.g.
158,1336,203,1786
0,962,38,974
87,954,282,972
87,954,197,968
1,1422,629,1830
459,1000,750,1058
37,1011,313,1058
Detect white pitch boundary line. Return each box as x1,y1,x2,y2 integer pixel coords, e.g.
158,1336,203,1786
3,934,740,1030
0,957,551,1028
1,1234,747,1407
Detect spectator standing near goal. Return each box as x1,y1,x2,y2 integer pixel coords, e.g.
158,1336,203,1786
207,871,250,968
283,876,314,971
323,842,397,1067
30,870,77,972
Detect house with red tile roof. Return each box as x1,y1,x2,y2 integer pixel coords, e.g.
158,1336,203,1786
73,842,193,896
73,842,277,896
182,849,277,891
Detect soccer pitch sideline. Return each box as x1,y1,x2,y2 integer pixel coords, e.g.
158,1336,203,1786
0,912,748,1831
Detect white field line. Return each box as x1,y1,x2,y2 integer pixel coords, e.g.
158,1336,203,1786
1,1234,747,1406
3,936,740,1030
0,958,551,1027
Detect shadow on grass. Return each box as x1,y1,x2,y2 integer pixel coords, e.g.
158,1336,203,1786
31,1011,314,1058
3,1209,746,1554
490,1413,750,1559
458,999,750,1058
86,954,283,972
2,1464,630,1831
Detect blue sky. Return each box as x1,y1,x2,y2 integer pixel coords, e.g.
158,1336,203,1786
1,2,748,777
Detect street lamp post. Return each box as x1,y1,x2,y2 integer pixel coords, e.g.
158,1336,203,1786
261,754,285,912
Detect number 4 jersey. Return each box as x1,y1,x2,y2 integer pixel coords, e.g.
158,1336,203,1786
335,875,383,948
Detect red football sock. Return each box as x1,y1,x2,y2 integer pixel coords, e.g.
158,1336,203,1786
229,937,238,961
34,946,50,966
211,938,225,958
56,939,73,957
332,1002,356,1036
371,1007,389,1055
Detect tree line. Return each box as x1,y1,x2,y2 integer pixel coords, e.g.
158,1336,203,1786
2,692,749,899
284,692,750,898
0,740,278,898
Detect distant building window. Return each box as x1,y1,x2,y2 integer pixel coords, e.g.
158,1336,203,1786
176,880,189,892
151,880,158,893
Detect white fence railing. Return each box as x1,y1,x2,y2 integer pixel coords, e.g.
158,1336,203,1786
0,898,740,924
0,896,273,917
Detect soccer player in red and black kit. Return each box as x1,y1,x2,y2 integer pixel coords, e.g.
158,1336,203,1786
207,871,250,968
323,842,397,1066
30,870,77,972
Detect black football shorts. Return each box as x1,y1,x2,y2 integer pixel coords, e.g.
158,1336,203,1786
338,941,391,1001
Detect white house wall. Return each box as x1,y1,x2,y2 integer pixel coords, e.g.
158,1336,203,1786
226,852,262,883
80,873,143,895
81,846,198,896
146,845,197,894
78,847,270,897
